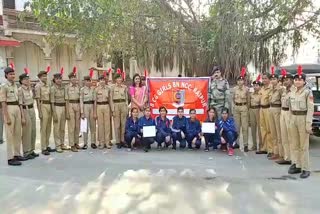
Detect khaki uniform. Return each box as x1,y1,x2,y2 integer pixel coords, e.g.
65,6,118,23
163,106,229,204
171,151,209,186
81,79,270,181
94,85,111,146
280,86,293,162
18,85,36,156
35,81,52,151
249,91,262,150
66,84,81,147
50,84,66,149
259,84,272,153
111,84,128,144
289,86,314,171
80,86,96,145
209,78,230,116
268,85,283,156
0,81,22,159
233,85,249,147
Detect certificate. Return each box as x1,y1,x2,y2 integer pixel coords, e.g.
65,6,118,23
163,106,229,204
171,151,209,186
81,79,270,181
143,126,156,137
202,122,215,133
80,118,88,133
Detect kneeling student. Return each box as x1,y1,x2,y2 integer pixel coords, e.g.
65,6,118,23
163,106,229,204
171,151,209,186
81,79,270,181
155,106,172,149
203,107,221,151
186,109,202,149
171,107,187,149
125,107,141,151
138,107,156,152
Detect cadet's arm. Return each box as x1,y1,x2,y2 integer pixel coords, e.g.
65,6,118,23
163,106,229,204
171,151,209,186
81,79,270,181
65,87,70,120
50,87,57,121
110,87,114,113
306,90,314,133
125,86,128,105
34,85,42,118
93,89,97,119
80,89,84,118
18,88,25,125
0,87,10,124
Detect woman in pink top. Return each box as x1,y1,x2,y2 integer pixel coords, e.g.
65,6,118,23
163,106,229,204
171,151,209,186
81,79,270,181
129,74,147,117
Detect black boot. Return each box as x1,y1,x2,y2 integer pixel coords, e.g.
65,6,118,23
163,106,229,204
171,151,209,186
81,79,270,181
288,164,302,174
91,144,97,149
14,156,28,161
244,146,249,152
31,152,40,157
42,150,50,155
256,151,268,154
300,170,310,179
8,159,22,166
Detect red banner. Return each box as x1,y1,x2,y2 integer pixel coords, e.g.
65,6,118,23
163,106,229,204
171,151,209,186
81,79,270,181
147,77,210,121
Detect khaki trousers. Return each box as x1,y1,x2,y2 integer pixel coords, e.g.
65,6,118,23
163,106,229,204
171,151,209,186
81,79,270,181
83,104,96,145
22,108,36,155
40,103,52,150
289,115,310,170
233,105,249,147
114,102,127,144
97,104,111,145
68,103,80,146
280,110,291,161
249,108,262,149
269,107,282,156
5,105,22,159
53,106,66,148
260,108,272,153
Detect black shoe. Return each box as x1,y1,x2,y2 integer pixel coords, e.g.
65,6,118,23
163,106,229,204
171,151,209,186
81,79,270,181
47,147,56,152
82,145,88,150
8,159,22,166
288,164,302,174
300,170,311,179
244,146,249,152
91,144,97,149
267,153,273,158
0,140,4,144
14,156,28,161
172,146,176,150
31,152,39,157
25,154,35,160
276,160,291,165
234,143,240,149
256,151,268,154
144,148,149,152
42,150,50,156
117,144,122,149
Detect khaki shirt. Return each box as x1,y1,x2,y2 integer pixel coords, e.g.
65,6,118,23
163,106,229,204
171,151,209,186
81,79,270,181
259,84,272,106
50,84,66,104
249,91,261,107
0,80,19,103
233,86,249,105
281,86,293,108
34,81,51,101
289,86,314,130
94,85,110,103
111,84,128,101
80,86,95,114
65,84,80,101
18,85,34,106
269,85,283,105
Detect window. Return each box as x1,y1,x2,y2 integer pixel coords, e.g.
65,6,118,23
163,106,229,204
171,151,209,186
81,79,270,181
3,0,16,9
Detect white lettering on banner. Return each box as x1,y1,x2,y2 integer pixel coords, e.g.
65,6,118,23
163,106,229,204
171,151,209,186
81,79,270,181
193,87,207,107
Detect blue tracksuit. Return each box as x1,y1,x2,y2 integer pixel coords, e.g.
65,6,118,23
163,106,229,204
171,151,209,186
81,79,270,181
138,116,156,149
186,118,202,149
218,117,238,148
171,115,187,148
203,118,221,149
155,116,172,147
125,117,140,148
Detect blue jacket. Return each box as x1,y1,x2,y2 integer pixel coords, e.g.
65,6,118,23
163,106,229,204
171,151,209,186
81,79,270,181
125,117,140,135
186,118,201,136
138,116,156,134
172,115,187,133
155,116,171,135
218,117,237,133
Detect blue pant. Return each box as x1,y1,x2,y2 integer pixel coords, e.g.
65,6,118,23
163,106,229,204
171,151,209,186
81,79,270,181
203,133,220,149
172,131,187,148
186,134,201,149
156,132,172,147
125,132,139,148
222,130,237,148
142,137,154,149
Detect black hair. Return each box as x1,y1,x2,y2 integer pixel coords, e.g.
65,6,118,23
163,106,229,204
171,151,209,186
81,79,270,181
189,108,196,114
159,106,167,113
144,107,151,111
178,74,182,77
131,107,139,114
177,107,184,112
132,73,142,87
221,107,229,114
207,107,218,121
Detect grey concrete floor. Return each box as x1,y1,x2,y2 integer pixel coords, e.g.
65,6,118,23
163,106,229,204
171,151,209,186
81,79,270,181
1,115,320,214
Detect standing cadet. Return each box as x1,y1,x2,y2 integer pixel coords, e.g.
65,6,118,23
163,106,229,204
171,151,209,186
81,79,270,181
110,73,128,149
35,70,55,155
276,70,293,165
256,73,272,156
249,77,262,151
288,66,314,178
94,75,112,149
268,68,283,161
232,68,249,152
18,73,38,159
80,75,97,149
209,66,231,117
0,67,27,165
66,70,81,152
51,73,67,153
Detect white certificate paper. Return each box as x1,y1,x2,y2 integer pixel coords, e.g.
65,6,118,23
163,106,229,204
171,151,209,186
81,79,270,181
143,126,156,137
80,118,88,133
202,122,215,133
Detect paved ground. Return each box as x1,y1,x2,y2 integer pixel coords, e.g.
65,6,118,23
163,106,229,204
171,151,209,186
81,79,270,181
1,116,320,214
